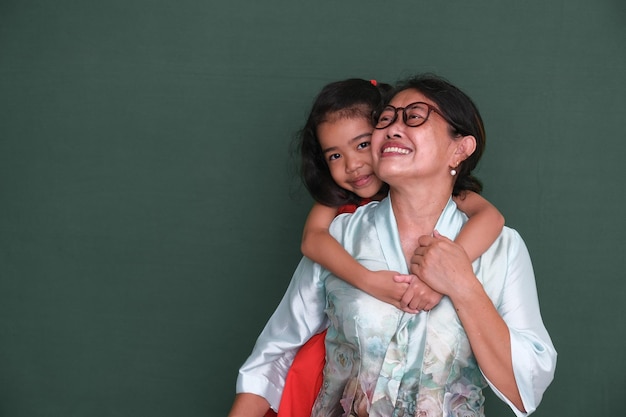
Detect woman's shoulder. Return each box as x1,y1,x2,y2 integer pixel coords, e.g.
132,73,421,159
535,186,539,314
498,226,526,251
477,225,528,260
329,201,380,238
477,225,532,277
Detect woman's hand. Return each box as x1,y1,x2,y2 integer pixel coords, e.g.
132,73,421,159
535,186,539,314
409,230,476,297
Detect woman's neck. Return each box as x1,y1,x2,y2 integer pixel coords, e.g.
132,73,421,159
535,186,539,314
389,184,452,263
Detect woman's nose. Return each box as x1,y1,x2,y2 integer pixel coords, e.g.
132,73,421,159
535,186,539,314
384,116,404,138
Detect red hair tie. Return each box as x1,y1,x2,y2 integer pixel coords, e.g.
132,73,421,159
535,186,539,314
370,79,377,86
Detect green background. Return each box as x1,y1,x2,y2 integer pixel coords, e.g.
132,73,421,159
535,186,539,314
1,1,624,416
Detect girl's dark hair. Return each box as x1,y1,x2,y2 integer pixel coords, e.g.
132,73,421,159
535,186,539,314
298,79,392,206
393,74,486,196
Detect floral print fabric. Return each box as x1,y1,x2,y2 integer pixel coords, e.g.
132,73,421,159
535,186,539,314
235,197,556,417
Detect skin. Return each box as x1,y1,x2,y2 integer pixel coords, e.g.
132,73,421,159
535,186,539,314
371,88,525,411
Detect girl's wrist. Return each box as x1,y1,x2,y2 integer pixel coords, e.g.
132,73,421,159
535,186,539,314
359,268,377,293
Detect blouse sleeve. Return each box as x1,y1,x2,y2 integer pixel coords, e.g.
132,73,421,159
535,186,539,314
486,229,557,416
235,257,329,411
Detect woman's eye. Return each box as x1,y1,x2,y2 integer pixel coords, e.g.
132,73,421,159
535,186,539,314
407,112,425,120
357,142,370,150
328,153,341,161
378,112,394,122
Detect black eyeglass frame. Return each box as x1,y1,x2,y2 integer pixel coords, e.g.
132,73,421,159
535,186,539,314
373,101,453,130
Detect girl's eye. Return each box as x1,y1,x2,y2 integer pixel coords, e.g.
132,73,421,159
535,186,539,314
357,142,370,150
328,153,341,161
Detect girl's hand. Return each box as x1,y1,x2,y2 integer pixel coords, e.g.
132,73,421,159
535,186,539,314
363,270,417,313
396,274,443,313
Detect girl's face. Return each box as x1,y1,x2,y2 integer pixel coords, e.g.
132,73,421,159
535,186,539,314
371,89,462,185
317,116,384,199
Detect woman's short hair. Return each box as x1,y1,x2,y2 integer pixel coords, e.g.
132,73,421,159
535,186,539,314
393,74,486,196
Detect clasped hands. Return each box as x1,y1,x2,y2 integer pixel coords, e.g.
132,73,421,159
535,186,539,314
388,230,475,313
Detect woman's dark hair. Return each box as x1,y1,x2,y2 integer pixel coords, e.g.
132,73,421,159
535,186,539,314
298,78,392,206
392,74,486,196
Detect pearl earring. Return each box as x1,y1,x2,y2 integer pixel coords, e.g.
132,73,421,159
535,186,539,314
450,160,461,176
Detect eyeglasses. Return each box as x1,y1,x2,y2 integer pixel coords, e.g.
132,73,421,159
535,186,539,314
374,101,448,130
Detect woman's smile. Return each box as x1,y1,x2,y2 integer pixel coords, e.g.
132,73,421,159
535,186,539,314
381,145,411,156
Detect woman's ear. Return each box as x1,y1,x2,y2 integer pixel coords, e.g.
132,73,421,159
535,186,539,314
455,135,477,162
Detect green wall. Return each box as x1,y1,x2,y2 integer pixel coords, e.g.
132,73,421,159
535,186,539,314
1,1,624,416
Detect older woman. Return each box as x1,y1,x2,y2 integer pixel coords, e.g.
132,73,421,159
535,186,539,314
229,74,556,417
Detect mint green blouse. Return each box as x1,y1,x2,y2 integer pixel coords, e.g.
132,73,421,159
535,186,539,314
237,197,556,417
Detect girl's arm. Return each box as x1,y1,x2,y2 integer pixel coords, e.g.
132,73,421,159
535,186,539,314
453,191,505,261
302,203,413,311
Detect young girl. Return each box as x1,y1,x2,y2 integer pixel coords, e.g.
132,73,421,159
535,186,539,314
260,79,504,417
